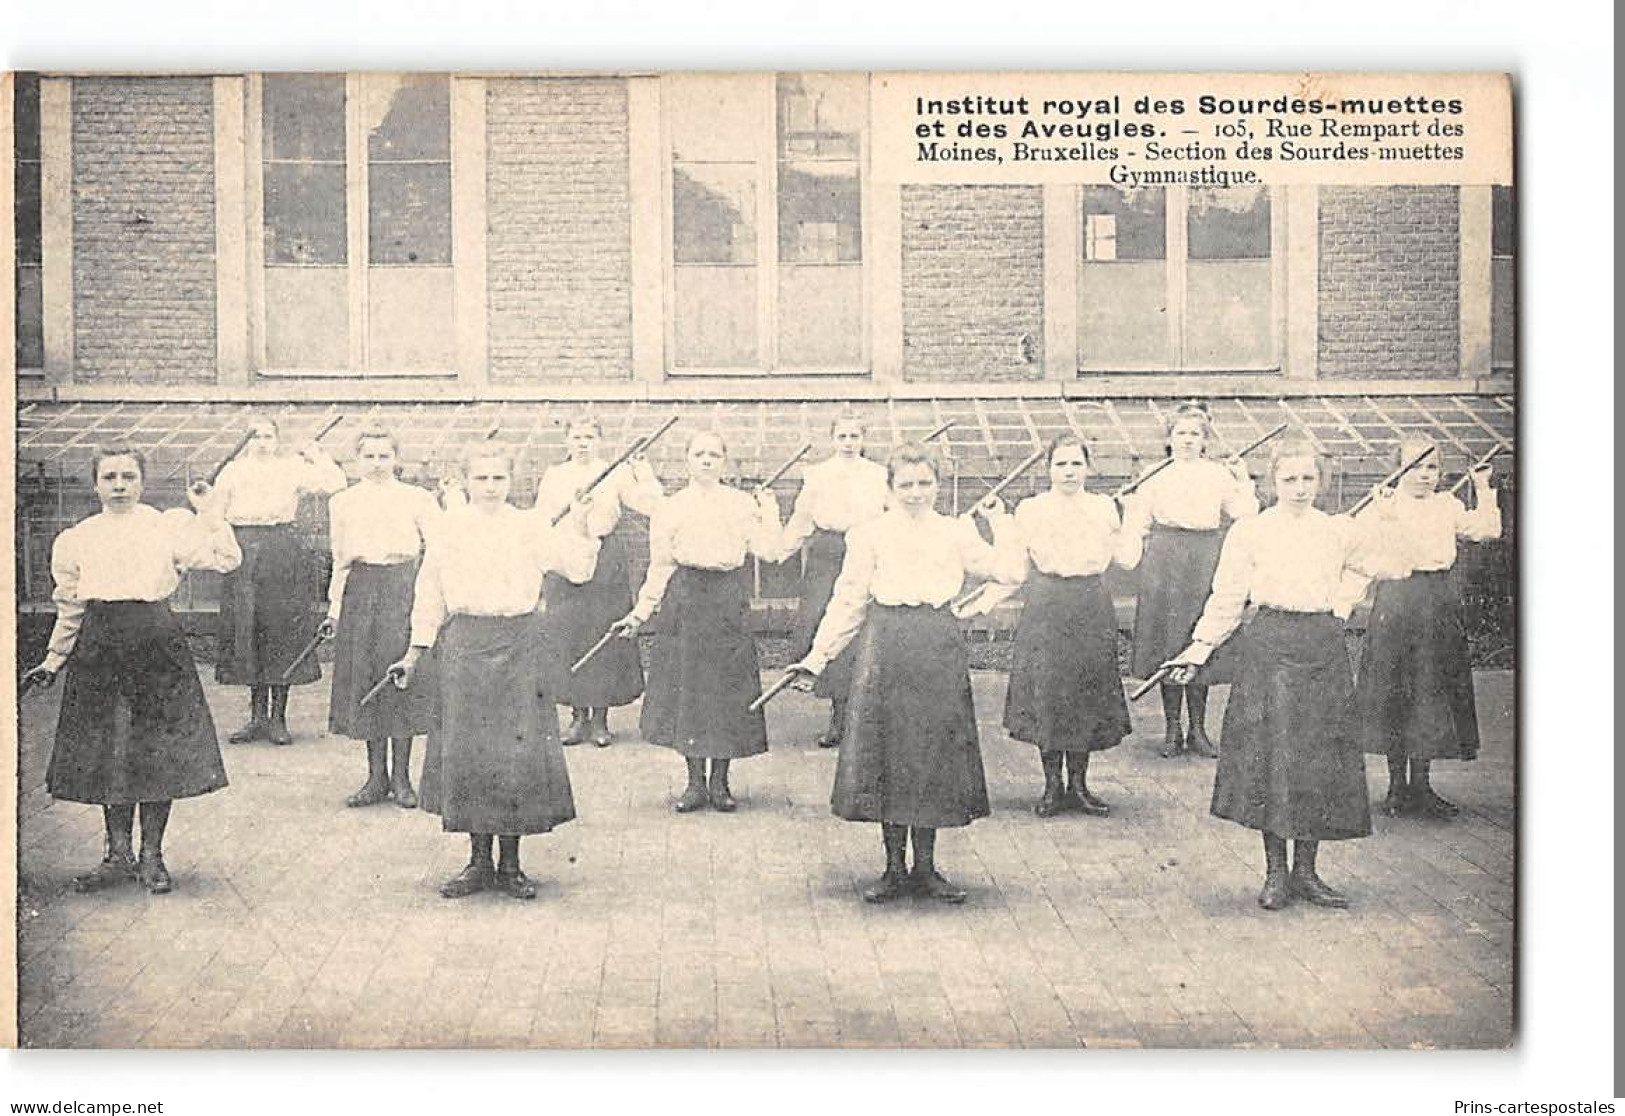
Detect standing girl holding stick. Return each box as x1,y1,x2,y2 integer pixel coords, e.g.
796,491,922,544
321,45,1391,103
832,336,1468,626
1354,437,1501,819
533,416,664,748
323,425,444,809
1124,403,1258,758
1163,437,1376,911
612,432,782,813
23,446,241,894
790,442,1023,903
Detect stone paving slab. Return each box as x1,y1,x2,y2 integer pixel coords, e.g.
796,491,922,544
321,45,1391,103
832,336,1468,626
16,671,1515,1049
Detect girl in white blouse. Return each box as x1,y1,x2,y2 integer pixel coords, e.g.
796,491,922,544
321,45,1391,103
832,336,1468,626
532,416,664,748
1165,438,1375,912
1354,437,1501,819
212,418,347,746
612,432,782,814
790,443,1023,904
391,445,601,901
962,436,1143,818
764,412,890,749
1124,403,1259,759
23,445,241,895
322,426,445,810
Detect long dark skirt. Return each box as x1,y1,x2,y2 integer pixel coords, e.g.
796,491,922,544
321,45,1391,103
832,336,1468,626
1355,571,1480,761
328,560,438,741
1004,573,1131,754
794,529,855,700
639,566,768,760
1131,525,1227,680
1210,609,1370,841
420,614,575,836
217,524,322,686
48,601,228,805
833,605,990,829
538,527,644,708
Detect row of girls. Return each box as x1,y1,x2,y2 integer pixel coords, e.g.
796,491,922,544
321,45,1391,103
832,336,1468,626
27,407,1498,910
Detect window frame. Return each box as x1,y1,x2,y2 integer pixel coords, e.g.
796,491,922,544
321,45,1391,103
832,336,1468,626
660,72,873,378
1075,183,1286,376
246,72,458,380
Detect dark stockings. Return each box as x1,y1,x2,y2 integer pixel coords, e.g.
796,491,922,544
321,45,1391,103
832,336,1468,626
1159,684,1184,757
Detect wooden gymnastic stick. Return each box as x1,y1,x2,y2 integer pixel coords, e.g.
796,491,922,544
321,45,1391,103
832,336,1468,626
748,670,801,713
923,420,954,443
1346,444,1443,517
1229,421,1290,462
548,414,680,527
357,668,406,708
1129,666,1173,701
280,627,331,682
1447,443,1509,497
570,629,620,675
756,443,813,495
960,446,1046,518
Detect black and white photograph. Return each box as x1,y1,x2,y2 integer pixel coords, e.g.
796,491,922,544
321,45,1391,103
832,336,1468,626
0,6,1615,1110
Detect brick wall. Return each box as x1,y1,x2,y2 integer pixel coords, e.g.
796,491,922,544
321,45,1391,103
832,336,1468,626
1318,186,1460,379
72,78,217,382
901,185,1045,382
485,78,634,382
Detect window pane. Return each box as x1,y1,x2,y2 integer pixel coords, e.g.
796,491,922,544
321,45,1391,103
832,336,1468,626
776,73,863,161
368,163,452,265
263,162,347,265
666,74,763,162
1491,185,1515,257
1186,259,1274,367
1081,186,1165,260
365,75,450,162
779,265,862,367
1078,261,1170,367
778,163,860,264
262,74,346,162
265,267,349,367
15,159,41,265
674,164,757,265
14,73,40,162
1187,185,1271,260
673,266,757,367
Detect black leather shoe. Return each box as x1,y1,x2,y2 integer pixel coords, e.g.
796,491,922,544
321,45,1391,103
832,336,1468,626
439,861,494,899
1257,871,1292,911
862,870,908,903
1185,728,1217,759
392,781,419,810
911,869,967,904
227,719,268,744
1288,871,1350,909
815,728,842,749
267,718,293,746
674,784,710,813
1034,785,1066,818
1159,726,1183,759
495,867,537,900
1074,790,1111,817
1381,787,1411,817
1411,788,1460,819
561,716,588,746
138,852,172,895
590,727,613,748
709,780,738,812
73,855,137,893
346,780,391,808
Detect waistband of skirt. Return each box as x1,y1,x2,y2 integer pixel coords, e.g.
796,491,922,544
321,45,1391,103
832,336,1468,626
1253,606,1336,621
872,602,952,618
230,522,296,537
81,599,171,614
674,563,747,578
1149,523,1223,538
1401,568,1453,581
353,557,419,571
1031,570,1103,586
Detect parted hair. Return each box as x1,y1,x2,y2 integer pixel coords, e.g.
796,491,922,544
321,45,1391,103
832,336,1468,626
1046,433,1093,468
885,441,942,486
353,424,399,456
89,443,147,484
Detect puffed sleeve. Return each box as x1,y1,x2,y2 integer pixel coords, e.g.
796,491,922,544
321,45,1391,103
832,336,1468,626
1452,490,1502,543
1104,495,1144,570
804,521,878,674
530,466,574,524
758,471,818,564
1332,515,1376,620
408,543,448,648
746,488,784,560
1187,519,1257,656
531,514,602,585
1345,502,1417,583
163,507,242,575
630,499,679,623
42,527,87,672
297,446,348,497
958,513,1025,586
325,492,356,620
1220,468,1261,521
619,459,666,519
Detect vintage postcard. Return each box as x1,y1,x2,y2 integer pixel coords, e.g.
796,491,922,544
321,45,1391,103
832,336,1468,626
6,70,1515,1051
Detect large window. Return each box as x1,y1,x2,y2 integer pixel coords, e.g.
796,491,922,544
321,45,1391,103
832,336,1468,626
14,73,42,372
257,73,454,374
1077,183,1278,372
1490,185,1514,371
666,73,867,373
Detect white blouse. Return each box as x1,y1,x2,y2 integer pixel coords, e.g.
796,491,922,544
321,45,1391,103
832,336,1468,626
630,484,781,623
1124,457,1259,534
1359,490,1502,579
803,508,1024,675
966,489,1142,615
532,456,665,539
409,505,601,647
326,478,445,619
44,504,242,671
1185,505,1374,660
214,451,347,526
765,455,890,560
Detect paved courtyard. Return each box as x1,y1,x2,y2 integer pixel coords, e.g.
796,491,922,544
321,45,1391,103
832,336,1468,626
16,670,1514,1050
